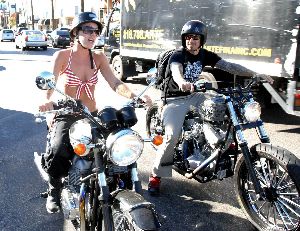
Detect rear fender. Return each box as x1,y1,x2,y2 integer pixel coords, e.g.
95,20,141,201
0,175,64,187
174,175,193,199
114,190,161,230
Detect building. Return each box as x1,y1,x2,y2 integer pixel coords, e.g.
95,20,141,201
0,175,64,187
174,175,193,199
5,0,119,30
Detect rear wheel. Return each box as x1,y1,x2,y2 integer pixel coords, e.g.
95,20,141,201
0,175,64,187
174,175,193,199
22,46,26,51
234,143,300,231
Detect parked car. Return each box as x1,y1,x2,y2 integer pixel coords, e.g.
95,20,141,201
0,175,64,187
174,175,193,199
42,29,52,36
0,29,15,42
15,30,48,51
47,29,70,48
14,27,28,39
93,34,104,49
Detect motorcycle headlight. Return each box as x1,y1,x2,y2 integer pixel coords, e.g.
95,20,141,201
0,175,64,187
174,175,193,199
106,129,144,166
69,119,92,156
244,101,261,122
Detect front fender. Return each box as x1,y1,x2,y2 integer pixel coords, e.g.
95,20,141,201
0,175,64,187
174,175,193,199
113,190,161,230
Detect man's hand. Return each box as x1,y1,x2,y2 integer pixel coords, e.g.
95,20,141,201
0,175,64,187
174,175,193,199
180,81,194,92
39,101,54,112
255,74,274,84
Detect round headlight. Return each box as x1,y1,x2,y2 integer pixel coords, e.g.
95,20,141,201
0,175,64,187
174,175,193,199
244,101,261,122
106,129,144,166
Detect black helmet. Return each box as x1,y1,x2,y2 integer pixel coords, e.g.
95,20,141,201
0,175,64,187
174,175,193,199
70,12,103,40
181,20,207,47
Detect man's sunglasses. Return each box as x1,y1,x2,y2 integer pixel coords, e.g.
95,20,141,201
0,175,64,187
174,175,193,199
79,26,100,36
185,34,200,40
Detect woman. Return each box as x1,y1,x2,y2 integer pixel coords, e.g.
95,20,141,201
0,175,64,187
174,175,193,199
39,12,151,213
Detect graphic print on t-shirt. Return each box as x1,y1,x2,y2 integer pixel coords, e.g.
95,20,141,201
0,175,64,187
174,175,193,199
184,61,202,83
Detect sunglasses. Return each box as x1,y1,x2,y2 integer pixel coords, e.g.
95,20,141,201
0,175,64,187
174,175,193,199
185,34,200,40
79,26,100,36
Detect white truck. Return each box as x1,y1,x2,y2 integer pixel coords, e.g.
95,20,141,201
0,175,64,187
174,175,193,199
103,0,300,116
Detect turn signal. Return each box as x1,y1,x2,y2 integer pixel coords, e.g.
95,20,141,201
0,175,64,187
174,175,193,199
152,135,163,146
73,143,87,156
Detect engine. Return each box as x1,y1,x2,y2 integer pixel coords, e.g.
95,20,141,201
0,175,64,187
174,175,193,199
176,108,229,174
61,156,93,220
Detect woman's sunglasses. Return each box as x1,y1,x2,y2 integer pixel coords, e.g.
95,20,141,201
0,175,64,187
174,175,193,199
185,34,200,40
79,26,100,36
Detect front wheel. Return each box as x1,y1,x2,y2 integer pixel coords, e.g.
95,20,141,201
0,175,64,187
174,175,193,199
234,143,300,231
112,190,161,231
146,102,162,137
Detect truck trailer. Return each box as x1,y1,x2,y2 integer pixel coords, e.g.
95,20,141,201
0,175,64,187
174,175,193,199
103,0,300,116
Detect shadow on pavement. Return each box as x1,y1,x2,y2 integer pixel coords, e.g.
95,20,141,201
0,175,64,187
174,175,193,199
0,107,66,231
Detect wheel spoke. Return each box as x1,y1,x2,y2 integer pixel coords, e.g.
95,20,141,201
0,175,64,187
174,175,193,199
278,192,299,196
258,200,267,212
275,172,288,188
260,158,271,186
279,195,300,210
254,167,268,187
277,198,300,218
277,181,295,191
274,201,290,230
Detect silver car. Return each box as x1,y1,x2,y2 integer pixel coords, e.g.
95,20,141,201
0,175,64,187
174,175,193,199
15,30,48,51
0,29,15,42
93,34,104,49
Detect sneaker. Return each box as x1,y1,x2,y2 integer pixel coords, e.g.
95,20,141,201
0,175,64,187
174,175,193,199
148,175,161,196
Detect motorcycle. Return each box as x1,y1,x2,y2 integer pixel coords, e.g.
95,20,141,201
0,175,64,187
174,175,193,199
33,71,161,231
145,69,300,231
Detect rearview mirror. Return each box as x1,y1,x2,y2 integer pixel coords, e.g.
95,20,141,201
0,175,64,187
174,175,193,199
146,67,157,85
35,71,56,90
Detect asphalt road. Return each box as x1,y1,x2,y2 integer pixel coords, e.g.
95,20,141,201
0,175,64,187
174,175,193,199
0,41,299,231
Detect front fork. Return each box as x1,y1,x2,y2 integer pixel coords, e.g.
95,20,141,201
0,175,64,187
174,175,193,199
227,98,269,199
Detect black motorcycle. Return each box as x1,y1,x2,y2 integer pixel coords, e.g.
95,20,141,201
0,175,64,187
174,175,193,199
34,71,161,231
146,70,300,231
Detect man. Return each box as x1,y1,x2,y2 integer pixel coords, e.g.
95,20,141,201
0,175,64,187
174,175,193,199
148,20,273,195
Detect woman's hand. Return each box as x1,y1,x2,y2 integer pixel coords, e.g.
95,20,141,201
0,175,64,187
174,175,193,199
141,94,153,107
39,101,54,112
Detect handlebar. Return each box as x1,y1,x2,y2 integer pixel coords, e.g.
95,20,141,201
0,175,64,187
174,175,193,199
193,75,266,95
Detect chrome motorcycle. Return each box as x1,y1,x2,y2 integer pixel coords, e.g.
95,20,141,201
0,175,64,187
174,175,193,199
34,71,161,231
146,69,300,231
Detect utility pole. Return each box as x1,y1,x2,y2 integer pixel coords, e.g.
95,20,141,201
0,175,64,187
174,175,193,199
81,0,84,12
51,0,54,29
30,0,34,29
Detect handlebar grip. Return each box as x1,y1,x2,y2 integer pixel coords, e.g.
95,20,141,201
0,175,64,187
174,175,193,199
52,102,60,110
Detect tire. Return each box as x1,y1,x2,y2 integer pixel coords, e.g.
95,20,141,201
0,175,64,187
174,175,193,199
42,46,47,50
234,143,300,231
52,41,57,48
16,44,19,49
112,55,127,81
22,46,26,51
146,103,161,137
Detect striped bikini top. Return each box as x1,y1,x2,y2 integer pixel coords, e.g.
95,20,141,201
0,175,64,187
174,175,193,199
62,50,98,100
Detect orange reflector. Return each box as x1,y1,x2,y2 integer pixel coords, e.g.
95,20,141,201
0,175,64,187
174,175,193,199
152,135,163,146
73,143,87,156
295,93,300,107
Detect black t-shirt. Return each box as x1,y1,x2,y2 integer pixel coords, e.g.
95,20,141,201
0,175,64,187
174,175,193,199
169,48,221,83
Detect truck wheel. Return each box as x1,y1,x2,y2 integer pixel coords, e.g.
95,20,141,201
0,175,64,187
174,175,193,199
112,55,127,81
